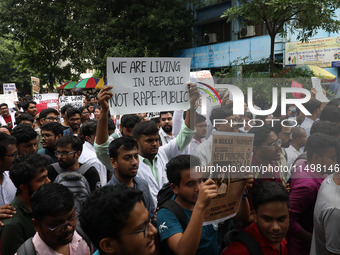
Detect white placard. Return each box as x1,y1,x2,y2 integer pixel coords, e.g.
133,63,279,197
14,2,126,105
59,96,83,108
3,83,16,94
106,57,191,115
33,93,59,110
311,77,329,102
0,93,18,108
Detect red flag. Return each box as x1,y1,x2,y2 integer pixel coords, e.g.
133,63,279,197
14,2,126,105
291,80,304,98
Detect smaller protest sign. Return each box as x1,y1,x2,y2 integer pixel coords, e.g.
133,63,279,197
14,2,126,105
59,96,83,108
0,93,18,108
145,112,160,119
33,93,59,111
311,77,329,102
193,131,254,225
31,77,40,94
3,83,16,94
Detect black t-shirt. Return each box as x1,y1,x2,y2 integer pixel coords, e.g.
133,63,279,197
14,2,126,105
47,163,101,192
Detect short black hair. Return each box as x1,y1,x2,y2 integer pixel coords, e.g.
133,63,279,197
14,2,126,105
31,183,74,221
244,112,253,119
80,184,145,249
22,101,37,111
305,133,337,161
248,125,273,147
160,111,173,117
10,153,48,194
327,98,340,107
196,113,206,124
253,181,289,211
166,154,201,187
0,125,12,134
150,117,160,124
303,99,321,115
11,124,37,145
0,133,16,161
108,118,116,132
39,108,59,120
67,108,81,119
109,137,139,159
121,114,141,128
210,105,233,125
15,113,34,125
56,134,83,152
310,120,340,137
78,120,97,142
320,105,340,122
0,103,8,108
61,104,73,115
41,122,64,137
133,121,159,140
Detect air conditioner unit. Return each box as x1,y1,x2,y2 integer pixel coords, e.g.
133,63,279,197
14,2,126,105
239,26,256,38
203,33,217,44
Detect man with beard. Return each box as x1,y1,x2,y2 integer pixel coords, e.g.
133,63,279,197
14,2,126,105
63,108,81,136
224,181,289,255
0,154,51,255
17,183,91,255
0,103,16,129
22,101,37,118
38,122,64,162
47,135,101,192
106,137,155,214
159,111,174,145
11,124,38,156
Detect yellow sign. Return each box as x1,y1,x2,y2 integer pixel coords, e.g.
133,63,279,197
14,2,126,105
285,36,340,68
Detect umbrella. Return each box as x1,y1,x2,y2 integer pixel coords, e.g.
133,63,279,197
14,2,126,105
95,77,106,89
58,81,77,90
299,65,336,82
75,77,100,89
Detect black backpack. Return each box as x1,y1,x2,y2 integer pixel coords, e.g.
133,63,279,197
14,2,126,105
157,183,188,255
223,229,263,255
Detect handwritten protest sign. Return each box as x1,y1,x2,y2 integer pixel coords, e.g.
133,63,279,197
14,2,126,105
106,57,191,115
0,93,18,108
311,77,329,102
195,131,254,225
59,96,83,108
33,93,59,111
3,83,16,94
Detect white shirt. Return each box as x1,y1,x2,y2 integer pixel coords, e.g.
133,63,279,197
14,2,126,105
285,145,303,167
0,171,16,206
159,127,174,146
79,141,107,186
300,117,314,137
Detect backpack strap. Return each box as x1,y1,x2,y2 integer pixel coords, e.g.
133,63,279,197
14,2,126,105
16,237,36,255
52,162,63,175
77,163,91,175
160,200,187,231
76,224,95,251
233,231,263,255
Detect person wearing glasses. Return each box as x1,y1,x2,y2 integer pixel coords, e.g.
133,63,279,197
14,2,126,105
287,133,338,255
0,154,51,255
38,122,64,163
47,135,101,193
80,184,157,255
36,108,60,151
16,183,91,255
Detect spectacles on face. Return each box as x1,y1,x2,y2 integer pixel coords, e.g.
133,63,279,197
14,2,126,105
260,139,282,148
42,133,55,138
39,214,78,234
5,152,18,158
43,117,60,122
282,132,292,138
55,151,77,158
120,218,152,238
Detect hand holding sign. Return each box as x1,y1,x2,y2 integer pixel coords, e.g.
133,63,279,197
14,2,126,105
188,82,200,109
97,86,114,111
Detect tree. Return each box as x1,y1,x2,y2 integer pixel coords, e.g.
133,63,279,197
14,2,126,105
222,0,340,74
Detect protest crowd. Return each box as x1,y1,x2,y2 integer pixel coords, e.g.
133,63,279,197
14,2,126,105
0,79,340,255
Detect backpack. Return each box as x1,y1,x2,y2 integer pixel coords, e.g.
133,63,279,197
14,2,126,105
16,224,93,255
52,163,91,214
157,183,188,255
223,229,263,255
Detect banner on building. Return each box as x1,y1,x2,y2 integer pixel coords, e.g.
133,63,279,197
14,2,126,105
59,95,83,109
285,36,340,68
106,57,191,115
3,83,16,94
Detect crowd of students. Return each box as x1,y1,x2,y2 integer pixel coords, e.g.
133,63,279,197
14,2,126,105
0,84,339,255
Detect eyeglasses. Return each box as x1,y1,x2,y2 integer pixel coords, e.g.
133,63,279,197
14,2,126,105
43,117,60,121
282,133,292,138
260,139,282,148
5,152,18,157
39,214,78,234
120,218,152,238
42,133,54,138
55,151,77,158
